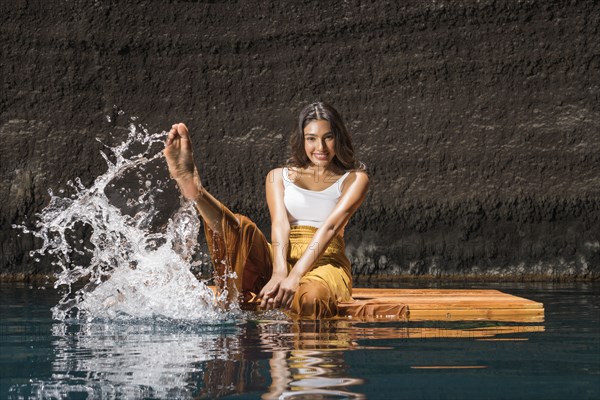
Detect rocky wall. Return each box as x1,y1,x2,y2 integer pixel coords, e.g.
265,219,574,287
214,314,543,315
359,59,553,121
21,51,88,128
1,0,599,281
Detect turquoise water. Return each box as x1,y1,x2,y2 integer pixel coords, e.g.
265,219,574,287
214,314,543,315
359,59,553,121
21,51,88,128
1,281,598,399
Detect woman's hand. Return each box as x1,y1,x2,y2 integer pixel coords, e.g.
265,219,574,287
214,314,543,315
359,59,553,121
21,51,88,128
258,272,286,310
272,273,301,310
164,123,201,200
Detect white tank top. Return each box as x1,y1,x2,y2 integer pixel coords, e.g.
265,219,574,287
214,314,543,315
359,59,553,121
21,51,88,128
283,167,350,228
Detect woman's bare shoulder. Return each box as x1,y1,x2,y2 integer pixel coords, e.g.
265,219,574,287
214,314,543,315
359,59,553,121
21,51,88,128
266,167,285,184
343,169,369,187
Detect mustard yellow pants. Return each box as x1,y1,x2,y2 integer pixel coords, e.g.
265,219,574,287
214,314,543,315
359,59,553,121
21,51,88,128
203,204,352,319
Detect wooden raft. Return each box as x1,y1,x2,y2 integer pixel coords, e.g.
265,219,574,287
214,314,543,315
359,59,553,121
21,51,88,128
338,288,544,322
211,286,544,322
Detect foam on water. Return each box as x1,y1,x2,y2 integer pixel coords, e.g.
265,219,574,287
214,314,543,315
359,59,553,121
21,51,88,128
15,121,236,323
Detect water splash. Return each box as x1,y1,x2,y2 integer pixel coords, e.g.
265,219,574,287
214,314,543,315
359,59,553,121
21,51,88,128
14,121,236,322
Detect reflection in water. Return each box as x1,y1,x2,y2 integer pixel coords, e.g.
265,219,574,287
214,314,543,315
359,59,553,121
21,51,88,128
12,317,544,399
258,321,365,400
349,323,544,340
200,320,366,399
27,322,242,399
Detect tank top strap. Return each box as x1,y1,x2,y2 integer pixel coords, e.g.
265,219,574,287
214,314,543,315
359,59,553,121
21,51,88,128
336,171,351,194
282,167,292,187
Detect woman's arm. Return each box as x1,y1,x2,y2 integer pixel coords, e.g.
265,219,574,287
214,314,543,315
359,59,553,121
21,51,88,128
273,171,369,309
258,168,291,308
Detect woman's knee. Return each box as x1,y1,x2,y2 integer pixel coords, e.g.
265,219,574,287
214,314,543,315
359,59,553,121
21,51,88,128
294,280,336,318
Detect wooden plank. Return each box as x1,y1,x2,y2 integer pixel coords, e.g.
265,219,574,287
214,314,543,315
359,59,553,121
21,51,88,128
349,325,545,339
339,309,544,323
344,298,542,309
352,288,507,296
208,286,545,322
353,289,540,301
341,289,544,322
406,309,544,323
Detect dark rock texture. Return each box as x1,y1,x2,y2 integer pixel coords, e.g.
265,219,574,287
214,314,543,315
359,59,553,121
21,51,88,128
1,0,599,281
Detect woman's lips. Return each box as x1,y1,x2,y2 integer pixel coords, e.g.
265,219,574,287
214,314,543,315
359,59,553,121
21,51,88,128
314,153,329,160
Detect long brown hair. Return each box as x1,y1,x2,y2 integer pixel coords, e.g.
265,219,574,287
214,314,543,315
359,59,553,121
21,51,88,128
287,102,364,171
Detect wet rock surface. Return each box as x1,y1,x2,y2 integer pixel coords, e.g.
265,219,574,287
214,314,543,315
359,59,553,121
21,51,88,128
1,0,599,280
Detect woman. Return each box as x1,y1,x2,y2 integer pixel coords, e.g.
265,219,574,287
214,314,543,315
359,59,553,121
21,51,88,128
164,102,369,318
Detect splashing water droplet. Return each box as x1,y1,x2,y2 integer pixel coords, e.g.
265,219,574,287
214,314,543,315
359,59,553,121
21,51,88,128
16,122,238,323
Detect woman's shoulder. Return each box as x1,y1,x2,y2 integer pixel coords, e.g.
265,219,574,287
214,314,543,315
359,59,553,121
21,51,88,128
345,169,369,182
266,167,287,185
341,169,369,192
267,167,285,174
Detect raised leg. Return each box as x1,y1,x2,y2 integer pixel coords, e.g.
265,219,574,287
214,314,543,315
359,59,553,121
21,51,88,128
164,123,238,235
165,123,248,304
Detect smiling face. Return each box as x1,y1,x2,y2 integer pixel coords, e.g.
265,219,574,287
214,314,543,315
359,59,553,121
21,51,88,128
303,119,336,168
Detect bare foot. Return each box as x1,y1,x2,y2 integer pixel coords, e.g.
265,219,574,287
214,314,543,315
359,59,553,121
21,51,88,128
164,123,202,200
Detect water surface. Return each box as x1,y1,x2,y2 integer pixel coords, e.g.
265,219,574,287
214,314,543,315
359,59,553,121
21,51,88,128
2,281,598,399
